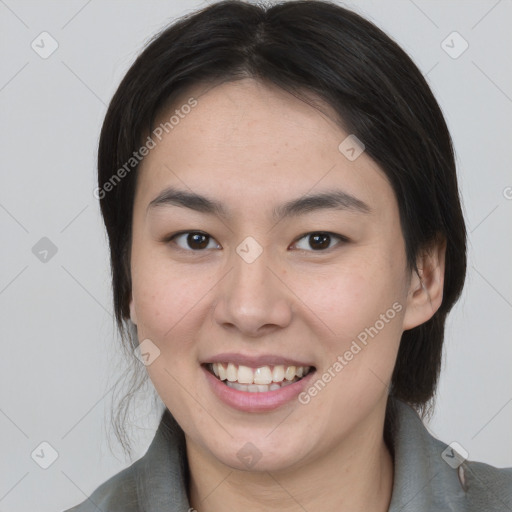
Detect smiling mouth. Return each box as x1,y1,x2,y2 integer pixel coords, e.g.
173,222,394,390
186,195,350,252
204,362,315,392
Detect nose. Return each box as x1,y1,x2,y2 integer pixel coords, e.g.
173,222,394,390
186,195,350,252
212,244,293,338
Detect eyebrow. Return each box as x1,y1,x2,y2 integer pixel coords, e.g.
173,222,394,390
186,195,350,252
146,186,371,221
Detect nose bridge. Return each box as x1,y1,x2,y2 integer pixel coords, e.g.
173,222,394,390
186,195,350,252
212,236,292,335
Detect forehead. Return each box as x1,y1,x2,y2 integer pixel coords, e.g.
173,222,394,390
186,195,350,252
135,79,395,220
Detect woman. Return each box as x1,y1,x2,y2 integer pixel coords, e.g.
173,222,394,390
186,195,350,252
66,1,512,510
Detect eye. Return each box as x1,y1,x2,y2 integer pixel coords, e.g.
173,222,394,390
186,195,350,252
165,230,347,253
292,232,348,252
168,231,221,251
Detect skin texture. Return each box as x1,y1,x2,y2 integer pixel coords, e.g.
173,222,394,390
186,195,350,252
128,78,446,511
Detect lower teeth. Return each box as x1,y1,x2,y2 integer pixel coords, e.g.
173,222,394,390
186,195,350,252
223,377,300,392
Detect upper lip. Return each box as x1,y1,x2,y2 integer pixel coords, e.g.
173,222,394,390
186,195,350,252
203,353,315,368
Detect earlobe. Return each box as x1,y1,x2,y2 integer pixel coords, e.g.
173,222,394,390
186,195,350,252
403,237,446,331
129,294,137,325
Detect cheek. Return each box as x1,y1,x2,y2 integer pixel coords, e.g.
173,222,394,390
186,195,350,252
131,261,208,402
298,265,405,407
295,254,407,398
295,256,405,339
131,252,212,340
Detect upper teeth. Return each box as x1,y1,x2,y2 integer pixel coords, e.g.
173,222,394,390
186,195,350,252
210,362,311,385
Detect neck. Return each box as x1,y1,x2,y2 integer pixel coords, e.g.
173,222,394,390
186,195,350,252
186,399,394,512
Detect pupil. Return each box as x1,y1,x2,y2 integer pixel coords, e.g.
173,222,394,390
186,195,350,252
310,233,330,250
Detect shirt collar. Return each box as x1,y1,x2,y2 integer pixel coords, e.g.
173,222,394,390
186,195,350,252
386,398,467,511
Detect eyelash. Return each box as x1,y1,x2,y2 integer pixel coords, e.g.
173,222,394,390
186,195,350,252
164,230,349,254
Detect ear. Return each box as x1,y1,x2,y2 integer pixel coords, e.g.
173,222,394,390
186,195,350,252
129,293,137,325
403,236,446,331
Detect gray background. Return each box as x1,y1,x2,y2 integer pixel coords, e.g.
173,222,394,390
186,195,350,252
0,1,511,510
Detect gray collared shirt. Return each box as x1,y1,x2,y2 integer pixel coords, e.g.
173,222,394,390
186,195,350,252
64,398,512,511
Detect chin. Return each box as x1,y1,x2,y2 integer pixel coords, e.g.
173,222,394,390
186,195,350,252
203,431,312,474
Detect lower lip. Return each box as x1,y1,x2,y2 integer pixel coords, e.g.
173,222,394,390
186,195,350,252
202,365,316,413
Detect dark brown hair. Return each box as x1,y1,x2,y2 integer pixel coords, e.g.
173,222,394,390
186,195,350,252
97,0,467,457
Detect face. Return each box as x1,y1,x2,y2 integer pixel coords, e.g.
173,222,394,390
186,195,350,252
129,78,420,473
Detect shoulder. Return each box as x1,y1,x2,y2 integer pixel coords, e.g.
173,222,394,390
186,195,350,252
62,459,144,512
62,408,189,512
388,398,512,512
462,458,512,510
